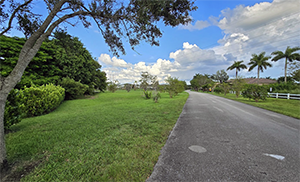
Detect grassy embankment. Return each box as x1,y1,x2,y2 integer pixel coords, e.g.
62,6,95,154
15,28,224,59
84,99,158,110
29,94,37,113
205,91,300,119
5,90,188,181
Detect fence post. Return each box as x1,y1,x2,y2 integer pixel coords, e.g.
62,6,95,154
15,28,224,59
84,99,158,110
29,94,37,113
276,93,278,99
287,93,290,99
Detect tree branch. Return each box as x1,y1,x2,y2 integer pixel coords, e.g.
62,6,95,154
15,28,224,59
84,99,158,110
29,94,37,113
0,0,34,36
18,0,69,60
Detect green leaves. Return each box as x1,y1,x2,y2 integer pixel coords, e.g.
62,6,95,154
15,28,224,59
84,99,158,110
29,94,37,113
4,89,24,131
242,84,268,102
0,34,107,92
15,84,65,118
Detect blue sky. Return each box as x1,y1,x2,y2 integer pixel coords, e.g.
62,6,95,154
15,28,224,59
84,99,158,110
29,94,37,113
7,0,300,84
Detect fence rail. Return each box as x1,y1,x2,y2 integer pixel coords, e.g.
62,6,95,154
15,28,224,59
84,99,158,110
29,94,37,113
229,91,300,100
268,93,300,100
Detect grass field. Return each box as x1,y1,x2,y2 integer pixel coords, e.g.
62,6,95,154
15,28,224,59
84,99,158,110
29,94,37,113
205,92,300,119
4,90,188,181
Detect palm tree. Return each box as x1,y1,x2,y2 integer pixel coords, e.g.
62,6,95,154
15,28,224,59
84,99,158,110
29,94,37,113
248,52,272,84
227,61,247,78
271,46,300,83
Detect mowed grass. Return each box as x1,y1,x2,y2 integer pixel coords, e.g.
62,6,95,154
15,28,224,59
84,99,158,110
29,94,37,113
5,90,188,181
205,92,300,119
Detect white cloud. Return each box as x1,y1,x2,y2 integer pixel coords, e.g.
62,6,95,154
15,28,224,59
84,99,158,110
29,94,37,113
216,0,300,33
211,0,300,78
100,0,300,83
100,42,232,84
179,20,210,31
98,54,130,68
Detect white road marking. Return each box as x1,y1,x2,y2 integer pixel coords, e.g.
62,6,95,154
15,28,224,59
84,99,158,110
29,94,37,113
264,112,281,118
216,99,255,117
213,106,224,113
263,153,285,160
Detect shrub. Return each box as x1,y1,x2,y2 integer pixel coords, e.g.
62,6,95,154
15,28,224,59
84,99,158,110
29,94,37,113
107,82,118,93
59,77,88,100
219,83,230,96
213,87,223,94
267,82,299,93
153,92,161,103
4,89,24,131
242,84,268,102
143,90,152,99
21,84,65,117
125,84,131,92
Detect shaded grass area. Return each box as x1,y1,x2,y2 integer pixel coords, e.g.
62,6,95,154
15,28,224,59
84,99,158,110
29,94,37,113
5,90,188,181
205,92,300,119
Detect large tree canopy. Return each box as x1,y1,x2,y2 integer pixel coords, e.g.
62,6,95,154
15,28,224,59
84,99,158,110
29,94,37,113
0,34,107,91
0,0,197,167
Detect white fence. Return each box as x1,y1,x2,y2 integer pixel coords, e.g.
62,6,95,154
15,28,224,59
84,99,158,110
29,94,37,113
267,93,300,100
229,91,300,100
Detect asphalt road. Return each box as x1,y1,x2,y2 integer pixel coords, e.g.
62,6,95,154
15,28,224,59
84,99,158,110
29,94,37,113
147,91,300,182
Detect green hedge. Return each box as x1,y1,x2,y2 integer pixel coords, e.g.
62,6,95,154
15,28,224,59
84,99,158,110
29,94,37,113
21,84,65,117
59,77,89,100
4,89,24,130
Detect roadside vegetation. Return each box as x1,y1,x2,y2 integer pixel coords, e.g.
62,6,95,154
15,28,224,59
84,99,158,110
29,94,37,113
4,90,188,181
206,92,300,119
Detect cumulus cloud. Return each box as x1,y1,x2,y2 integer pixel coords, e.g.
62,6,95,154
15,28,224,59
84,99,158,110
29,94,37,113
98,54,130,68
179,20,210,31
99,42,234,84
211,0,300,78
216,0,299,33
99,0,300,83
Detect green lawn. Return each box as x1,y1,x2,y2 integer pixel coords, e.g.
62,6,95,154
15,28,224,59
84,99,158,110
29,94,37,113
5,90,188,181
205,92,300,119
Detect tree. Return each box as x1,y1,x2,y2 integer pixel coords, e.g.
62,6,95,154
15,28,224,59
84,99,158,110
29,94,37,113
226,61,247,78
0,0,197,167
190,73,212,91
242,84,268,102
291,69,300,82
0,34,107,92
271,46,300,83
139,72,158,91
219,83,230,96
107,80,118,93
124,84,132,92
248,52,272,84
212,69,229,83
232,77,246,98
165,77,185,98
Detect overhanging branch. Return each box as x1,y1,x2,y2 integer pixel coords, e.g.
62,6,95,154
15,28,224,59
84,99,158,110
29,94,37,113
0,0,34,36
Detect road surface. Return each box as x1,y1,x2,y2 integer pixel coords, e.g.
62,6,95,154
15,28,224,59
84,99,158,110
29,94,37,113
147,91,300,181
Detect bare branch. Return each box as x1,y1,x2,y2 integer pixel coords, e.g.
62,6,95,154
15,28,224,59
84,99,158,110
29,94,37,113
0,0,34,36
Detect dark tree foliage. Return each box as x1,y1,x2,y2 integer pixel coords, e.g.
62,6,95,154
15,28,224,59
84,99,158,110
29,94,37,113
0,35,107,92
190,73,213,91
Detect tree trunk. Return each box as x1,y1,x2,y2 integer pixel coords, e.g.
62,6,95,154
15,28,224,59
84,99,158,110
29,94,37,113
236,69,238,79
0,78,13,169
0,93,8,169
257,67,260,84
284,57,287,83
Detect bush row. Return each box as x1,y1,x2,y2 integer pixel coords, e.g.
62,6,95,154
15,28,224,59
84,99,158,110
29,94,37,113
4,84,65,130
4,78,92,130
21,84,65,117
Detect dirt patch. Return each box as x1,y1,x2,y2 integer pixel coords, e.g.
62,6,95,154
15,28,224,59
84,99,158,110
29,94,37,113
1,160,42,182
82,95,98,99
87,95,98,99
